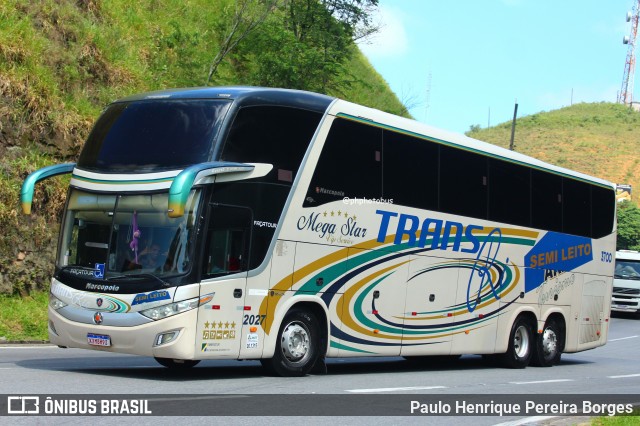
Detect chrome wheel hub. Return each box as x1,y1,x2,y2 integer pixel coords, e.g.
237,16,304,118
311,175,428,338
514,325,530,358
281,322,310,363
541,328,557,358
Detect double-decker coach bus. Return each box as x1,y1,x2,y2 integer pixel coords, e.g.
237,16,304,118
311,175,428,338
21,87,616,376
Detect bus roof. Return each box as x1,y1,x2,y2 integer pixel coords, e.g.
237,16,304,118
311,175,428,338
114,86,335,114
111,86,614,190
328,99,616,189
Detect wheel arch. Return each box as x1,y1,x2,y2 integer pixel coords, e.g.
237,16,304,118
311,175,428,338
262,296,329,359
495,307,538,353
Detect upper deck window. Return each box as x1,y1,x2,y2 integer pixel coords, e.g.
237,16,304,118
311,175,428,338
220,106,323,184
78,99,231,172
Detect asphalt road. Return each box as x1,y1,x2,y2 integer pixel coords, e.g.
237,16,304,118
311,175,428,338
1,313,639,425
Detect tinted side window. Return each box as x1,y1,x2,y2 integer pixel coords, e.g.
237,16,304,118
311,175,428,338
202,205,252,277
562,178,592,236
305,118,382,206
383,130,438,210
210,182,288,270
591,185,615,238
221,106,322,184
489,159,531,227
532,170,562,232
440,146,487,219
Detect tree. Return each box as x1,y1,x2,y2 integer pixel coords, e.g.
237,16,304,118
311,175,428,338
206,0,379,87
206,0,281,84
617,201,640,251
246,0,379,93
467,124,481,134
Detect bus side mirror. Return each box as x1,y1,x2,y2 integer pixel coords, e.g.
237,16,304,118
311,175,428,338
168,162,272,218
20,163,76,214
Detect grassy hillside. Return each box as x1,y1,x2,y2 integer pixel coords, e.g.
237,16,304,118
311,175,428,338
466,102,640,199
0,0,407,295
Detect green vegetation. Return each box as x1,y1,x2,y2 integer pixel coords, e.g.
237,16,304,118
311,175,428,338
617,201,640,251
0,291,48,341
592,409,640,425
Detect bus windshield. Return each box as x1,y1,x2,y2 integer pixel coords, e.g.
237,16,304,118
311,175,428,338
615,259,640,280
57,188,201,281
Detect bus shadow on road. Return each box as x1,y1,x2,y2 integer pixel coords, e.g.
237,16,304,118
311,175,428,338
15,352,594,381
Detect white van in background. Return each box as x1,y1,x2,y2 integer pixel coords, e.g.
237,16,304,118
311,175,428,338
612,250,640,316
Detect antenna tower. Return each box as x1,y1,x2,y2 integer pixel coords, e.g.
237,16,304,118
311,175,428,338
619,1,640,105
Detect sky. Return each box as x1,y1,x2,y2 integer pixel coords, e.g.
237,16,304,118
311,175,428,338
358,0,634,134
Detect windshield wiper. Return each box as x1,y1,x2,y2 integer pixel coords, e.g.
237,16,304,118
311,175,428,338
615,274,640,280
108,273,171,288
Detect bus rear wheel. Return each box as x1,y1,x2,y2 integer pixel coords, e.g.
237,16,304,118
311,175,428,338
154,357,200,369
499,317,533,369
531,319,563,367
261,309,320,377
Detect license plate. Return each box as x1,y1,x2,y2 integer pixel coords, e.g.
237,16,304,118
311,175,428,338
87,333,111,347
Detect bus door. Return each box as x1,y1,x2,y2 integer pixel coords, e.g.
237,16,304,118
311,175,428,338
197,204,252,358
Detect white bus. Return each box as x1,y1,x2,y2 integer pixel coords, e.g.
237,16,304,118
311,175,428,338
21,87,616,376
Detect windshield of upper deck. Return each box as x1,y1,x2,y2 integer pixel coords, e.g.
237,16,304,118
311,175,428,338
77,99,231,172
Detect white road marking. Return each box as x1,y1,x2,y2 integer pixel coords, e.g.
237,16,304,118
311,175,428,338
607,373,640,379
346,385,446,393
509,379,573,385
493,416,558,426
0,345,56,349
608,335,638,342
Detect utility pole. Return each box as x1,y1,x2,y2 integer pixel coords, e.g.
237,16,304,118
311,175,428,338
509,100,518,151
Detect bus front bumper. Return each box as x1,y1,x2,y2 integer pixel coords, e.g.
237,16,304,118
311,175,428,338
48,306,198,360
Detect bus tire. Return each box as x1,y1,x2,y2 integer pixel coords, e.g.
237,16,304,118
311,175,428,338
499,317,533,369
261,309,320,377
530,319,562,367
154,357,200,369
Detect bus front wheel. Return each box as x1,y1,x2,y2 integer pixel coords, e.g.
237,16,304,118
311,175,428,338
499,317,533,369
154,357,200,369
261,309,320,377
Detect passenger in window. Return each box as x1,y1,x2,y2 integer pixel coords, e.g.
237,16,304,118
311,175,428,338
228,255,240,271
139,243,164,270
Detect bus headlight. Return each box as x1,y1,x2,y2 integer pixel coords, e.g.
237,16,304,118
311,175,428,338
49,293,67,310
140,294,214,321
